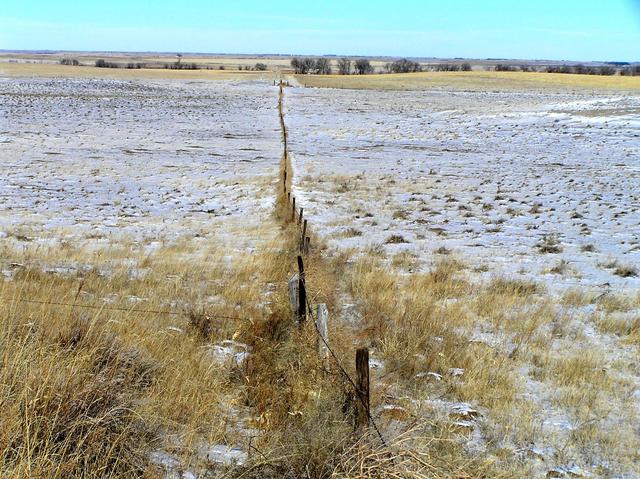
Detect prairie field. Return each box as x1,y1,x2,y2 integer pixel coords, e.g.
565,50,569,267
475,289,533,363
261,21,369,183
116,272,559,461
1,62,639,478
295,71,640,92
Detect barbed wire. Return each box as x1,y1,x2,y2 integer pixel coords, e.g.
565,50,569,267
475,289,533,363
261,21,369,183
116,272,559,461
302,282,387,447
0,296,248,322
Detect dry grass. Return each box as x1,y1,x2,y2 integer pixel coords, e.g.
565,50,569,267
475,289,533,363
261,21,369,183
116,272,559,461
0,218,317,473
294,71,640,92
340,247,640,476
0,62,270,80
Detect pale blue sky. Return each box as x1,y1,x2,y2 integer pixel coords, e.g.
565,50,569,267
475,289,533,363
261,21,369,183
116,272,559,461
1,0,639,61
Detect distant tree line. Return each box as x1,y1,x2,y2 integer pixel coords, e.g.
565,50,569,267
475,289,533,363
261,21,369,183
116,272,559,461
384,59,422,73
236,63,270,71
545,64,616,75
163,62,199,70
620,66,640,76
490,63,631,75
290,57,332,74
59,58,79,66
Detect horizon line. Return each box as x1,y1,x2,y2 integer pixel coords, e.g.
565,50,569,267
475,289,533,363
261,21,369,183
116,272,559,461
1,49,638,65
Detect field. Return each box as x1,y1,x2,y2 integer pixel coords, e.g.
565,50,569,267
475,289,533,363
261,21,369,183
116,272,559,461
295,71,640,91
1,61,639,478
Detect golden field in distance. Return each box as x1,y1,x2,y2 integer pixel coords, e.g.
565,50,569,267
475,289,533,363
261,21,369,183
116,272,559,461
294,70,640,92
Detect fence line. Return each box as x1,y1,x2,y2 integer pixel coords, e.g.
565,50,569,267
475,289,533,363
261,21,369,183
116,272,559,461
276,81,385,444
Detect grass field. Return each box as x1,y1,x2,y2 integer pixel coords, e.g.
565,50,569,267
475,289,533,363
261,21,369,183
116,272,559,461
0,62,273,80
294,71,640,91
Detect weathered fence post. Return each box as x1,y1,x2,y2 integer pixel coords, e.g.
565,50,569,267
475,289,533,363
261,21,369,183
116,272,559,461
316,303,329,358
298,207,303,225
297,255,306,323
304,236,310,255
292,197,296,222
355,348,370,431
288,273,299,313
301,219,307,253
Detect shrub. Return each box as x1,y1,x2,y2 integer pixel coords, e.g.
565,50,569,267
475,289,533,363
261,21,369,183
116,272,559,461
164,62,199,70
95,59,121,68
614,264,638,277
620,66,640,76
460,62,472,71
494,64,517,72
537,234,563,254
435,63,460,72
253,62,268,71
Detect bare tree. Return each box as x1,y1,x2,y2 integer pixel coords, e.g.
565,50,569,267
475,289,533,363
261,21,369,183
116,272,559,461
460,63,472,71
387,59,422,73
354,59,374,75
291,57,318,74
315,58,332,74
337,57,351,75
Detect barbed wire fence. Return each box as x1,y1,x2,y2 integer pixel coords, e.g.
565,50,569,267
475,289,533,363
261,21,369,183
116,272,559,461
277,81,386,445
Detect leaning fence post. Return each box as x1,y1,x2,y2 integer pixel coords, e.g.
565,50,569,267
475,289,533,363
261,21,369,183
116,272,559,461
316,304,329,358
297,255,306,323
298,207,304,225
355,348,370,431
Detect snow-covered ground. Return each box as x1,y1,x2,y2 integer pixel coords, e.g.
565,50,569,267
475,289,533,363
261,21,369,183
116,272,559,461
285,87,640,294
0,77,281,256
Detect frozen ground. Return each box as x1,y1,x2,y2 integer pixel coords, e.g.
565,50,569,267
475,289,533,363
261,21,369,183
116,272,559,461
0,77,281,259
285,87,640,295
285,86,640,477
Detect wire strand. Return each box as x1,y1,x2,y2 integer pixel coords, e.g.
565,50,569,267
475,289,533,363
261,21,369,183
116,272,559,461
0,296,247,322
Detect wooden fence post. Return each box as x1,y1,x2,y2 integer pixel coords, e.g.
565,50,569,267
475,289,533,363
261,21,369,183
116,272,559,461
316,304,329,358
297,255,306,323
288,273,299,313
301,219,307,253
298,207,303,225
292,197,296,222
355,348,370,431
304,236,310,255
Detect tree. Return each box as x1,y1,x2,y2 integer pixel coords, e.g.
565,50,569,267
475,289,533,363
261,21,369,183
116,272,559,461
354,59,373,75
460,63,472,71
253,62,268,71
337,57,351,75
315,58,332,74
387,59,422,73
291,57,317,74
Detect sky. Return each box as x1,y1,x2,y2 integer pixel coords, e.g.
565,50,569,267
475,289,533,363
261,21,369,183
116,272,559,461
1,0,639,61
